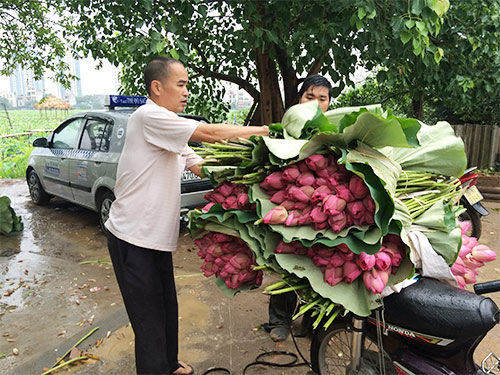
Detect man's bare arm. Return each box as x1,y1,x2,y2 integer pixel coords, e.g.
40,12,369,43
188,162,204,177
190,123,268,143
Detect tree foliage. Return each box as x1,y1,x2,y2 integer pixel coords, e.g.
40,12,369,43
0,0,76,86
64,0,448,124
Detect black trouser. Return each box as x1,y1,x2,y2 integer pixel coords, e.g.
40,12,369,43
108,233,180,375
268,292,297,329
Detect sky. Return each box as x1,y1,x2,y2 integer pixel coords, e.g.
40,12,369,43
0,58,119,96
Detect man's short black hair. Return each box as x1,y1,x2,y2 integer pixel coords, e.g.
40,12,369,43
297,74,333,101
144,57,183,95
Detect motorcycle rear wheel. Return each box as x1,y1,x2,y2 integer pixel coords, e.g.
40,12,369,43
310,322,396,375
459,199,482,239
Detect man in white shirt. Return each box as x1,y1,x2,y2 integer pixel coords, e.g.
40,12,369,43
106,57,268,375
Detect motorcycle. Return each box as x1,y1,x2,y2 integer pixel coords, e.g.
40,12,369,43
310,277,500,375
459,167,489,239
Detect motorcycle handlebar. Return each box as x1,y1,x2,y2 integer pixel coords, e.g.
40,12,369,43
474,280,500,295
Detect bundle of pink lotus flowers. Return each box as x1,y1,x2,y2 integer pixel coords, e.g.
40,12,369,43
275,234,405,294
259,153,375,232
203,182,254,211
194,231,263,290
451,221,496,289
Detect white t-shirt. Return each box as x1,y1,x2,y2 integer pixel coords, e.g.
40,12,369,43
105,99,202,251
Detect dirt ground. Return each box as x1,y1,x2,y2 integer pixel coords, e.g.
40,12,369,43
0,178,499,375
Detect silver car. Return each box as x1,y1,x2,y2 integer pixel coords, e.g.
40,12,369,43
26,96,212,232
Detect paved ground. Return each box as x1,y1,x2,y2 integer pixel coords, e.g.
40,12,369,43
0,178,499,375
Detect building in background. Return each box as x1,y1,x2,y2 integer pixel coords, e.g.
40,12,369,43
0,91,16,107
8,64,46,107
58,56,82,105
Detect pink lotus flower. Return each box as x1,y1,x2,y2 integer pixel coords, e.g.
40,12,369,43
471,245,496,262
363,268,386,294
343,261,362,283
201,202,215,211
463,269,477,284
282,165,300,182
270,190,287,205
237,193,250,209
316,165,338,180
380,246,403,267
263,171,286,190
222,196,238,210
327,154,338,166
205,191,226,204
297,161,310,173
305,154,329,171
328,212,347,233
285,210,301,226
363,212,375,225
313,177,328,188
459,221,472,235
375,251,392,271
357,252,376,271
313,221,329,230
322,195,347,215
311,186,332,204
298,206,313,225
297,172,316,187
292,186,315,203
262,206,288,225
346,201,365,221
463,254,484,269
324,266,343,286
310,206,328,223
458,244,472,258
312,255,330,267
451,257,466,276
275,241,298,254
340,251,355,261
455,275,466,289
349,176,369,199
206,245,223,257
329,252,345,267
363,196,375,212
213,233,231,243
229,253,251,270
335,185,354,203
281,200,296,211
337,243,350,253
217,182,235,197
293,201,308,210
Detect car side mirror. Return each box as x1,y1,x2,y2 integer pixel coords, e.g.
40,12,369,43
33,137,48,147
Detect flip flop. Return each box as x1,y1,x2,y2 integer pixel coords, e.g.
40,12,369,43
171,362,194,375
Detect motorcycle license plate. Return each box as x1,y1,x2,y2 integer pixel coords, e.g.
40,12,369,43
464,185,484,205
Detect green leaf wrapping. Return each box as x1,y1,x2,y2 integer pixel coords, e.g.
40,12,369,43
0,196,23,236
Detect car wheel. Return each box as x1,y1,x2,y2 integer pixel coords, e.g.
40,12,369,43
27,170,51,205
98,190,115,236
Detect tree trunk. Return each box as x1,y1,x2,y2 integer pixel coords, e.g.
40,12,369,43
253,48,284,125
412,92,424,120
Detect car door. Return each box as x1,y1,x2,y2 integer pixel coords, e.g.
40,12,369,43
69,116,114,208
43,117,85,200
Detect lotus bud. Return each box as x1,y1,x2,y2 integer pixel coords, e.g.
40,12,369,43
363,195,375,212
297,161,310,173
343,261,362,283
297,172,316,187
310,206,328,223
298,206,313,225
282,165,300,182
213,233,231,243
279,200,295,211
375,251,392,271
322,195,347,215
454,275,466,289
201,202,215,212
263,171,286,190
313,221,329,230
316,165,339,180
237,193,250,209
275,241,298,254
311,185,332,204
458,243,472,258
327,154,337,166
328,212,347,233
293,201,308,210
312,255,330,267
349,176,369,199
381,246,403,267
205,191,226,204
262,206,288,225
221,242,239,254
459,221,472,235
336,243,350,253
324,266,343,286
329,252,345,267
229,253,251,270
305,154,328,171
207,245,223,257
357,252,376,271
292,186,315,202
347,201,366,221
335,185,354,203
222,196,238,210
340,251,355,261
285,210,301,226
259,181,275,192
471,245,497,263
463,254,484,269
451,258,466,276
217,182,235,197
463,269,477,284
363,268,386,294
270,190,287,205
313,177,328,188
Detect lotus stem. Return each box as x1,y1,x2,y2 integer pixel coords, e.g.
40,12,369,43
51,327,99,368
267,284,309,295
41,356,89,375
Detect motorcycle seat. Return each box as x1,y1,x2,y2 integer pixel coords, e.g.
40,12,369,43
382,277,498,339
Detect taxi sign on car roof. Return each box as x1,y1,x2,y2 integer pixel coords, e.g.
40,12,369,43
105,95,147,108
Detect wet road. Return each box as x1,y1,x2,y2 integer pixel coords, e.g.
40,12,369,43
1,178,499,375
